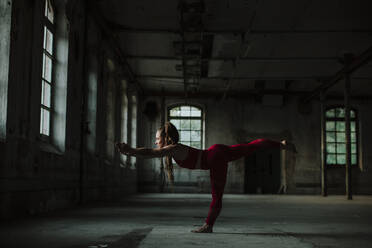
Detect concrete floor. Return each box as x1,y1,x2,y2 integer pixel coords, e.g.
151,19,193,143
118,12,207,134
1,194,372,248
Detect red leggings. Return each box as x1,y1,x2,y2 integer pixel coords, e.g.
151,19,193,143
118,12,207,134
205,138,281,226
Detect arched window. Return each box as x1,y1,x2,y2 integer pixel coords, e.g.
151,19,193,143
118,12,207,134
40,0,55,137
325,107,358,166
168,105,203,149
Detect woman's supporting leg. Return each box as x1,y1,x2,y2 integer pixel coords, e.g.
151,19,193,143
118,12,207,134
192,140,283,232
205,163,228,227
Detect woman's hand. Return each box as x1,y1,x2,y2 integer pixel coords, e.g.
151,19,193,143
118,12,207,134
115,142,133,155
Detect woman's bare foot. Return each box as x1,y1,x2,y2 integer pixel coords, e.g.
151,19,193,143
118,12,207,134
191,223,213,233
281,140,298,153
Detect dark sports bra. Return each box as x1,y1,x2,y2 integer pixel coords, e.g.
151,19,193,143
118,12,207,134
174,145,208,170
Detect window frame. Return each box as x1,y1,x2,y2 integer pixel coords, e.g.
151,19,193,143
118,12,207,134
167,104,204,149
324,105,359,167
40,0,56,142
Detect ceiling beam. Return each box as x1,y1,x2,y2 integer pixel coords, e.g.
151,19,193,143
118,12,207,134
137,75,371,82
113,27,372,35
303,46,372,103
126,55,339,62
145,89,309,97
136,75,328,81
143,90,372,100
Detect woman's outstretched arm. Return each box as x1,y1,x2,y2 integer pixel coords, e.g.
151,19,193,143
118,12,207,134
115,142,177,158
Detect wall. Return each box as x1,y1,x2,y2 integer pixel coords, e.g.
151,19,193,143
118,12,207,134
137,94,372,195
0,0,138,219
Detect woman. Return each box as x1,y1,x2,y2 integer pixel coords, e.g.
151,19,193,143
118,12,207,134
115,122,296,233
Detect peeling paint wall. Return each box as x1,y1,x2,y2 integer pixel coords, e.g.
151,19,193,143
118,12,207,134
0,0,138,219
138,95,372,195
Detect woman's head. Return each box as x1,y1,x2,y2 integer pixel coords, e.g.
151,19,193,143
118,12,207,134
155,122,179,148
156,122,179,187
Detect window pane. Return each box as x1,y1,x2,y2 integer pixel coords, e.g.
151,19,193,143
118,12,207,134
337,154,346,164
170,119,180,130
180,131,190,141
40,108,50,135
180,106,190,116
42,81,51,107
326,143,336,153
325,109,335,118
336,132,345,142
170,107,180,117
190,107,201,117
326,121,335,131
191,142,201,149
351,122,356,132
337,143,346,154
336,121,345,131
190,120,201,130
327,154,336,164
181,141,191,146
44,27,53,55
40,108,44,134
43,54,52,82
350,110,356,118
180,106,190,112
191,131,200,141
351,143,357,154
326,132,335,142
45,0,54,23
351,132,356,142
352,154,357,165
180,119,190,130
335,108,345,118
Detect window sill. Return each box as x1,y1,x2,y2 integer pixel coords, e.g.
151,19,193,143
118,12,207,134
120,161,136,170
38,140,63,156
326,164,360,169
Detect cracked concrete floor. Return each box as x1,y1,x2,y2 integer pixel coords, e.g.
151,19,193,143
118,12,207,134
1,194,372,248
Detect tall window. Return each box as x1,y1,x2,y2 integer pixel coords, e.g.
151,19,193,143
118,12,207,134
40,0,55,137
168,105,203,149
130,95,137,165
120,79,128,164
325,107,358,166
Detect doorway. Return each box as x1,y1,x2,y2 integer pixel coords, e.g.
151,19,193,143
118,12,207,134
244,148,281,194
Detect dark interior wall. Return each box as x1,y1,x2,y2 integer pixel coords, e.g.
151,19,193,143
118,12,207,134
137,95,372,195
0,0,137,219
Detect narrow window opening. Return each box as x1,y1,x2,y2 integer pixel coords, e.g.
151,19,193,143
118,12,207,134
40,0,55,138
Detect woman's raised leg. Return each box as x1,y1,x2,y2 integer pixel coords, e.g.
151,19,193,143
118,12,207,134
226,138,282,162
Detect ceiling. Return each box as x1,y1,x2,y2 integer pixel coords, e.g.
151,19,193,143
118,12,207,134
96,0,372,99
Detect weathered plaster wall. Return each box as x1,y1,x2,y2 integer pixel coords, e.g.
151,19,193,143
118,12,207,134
138,95,372,195
0,0,137,219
